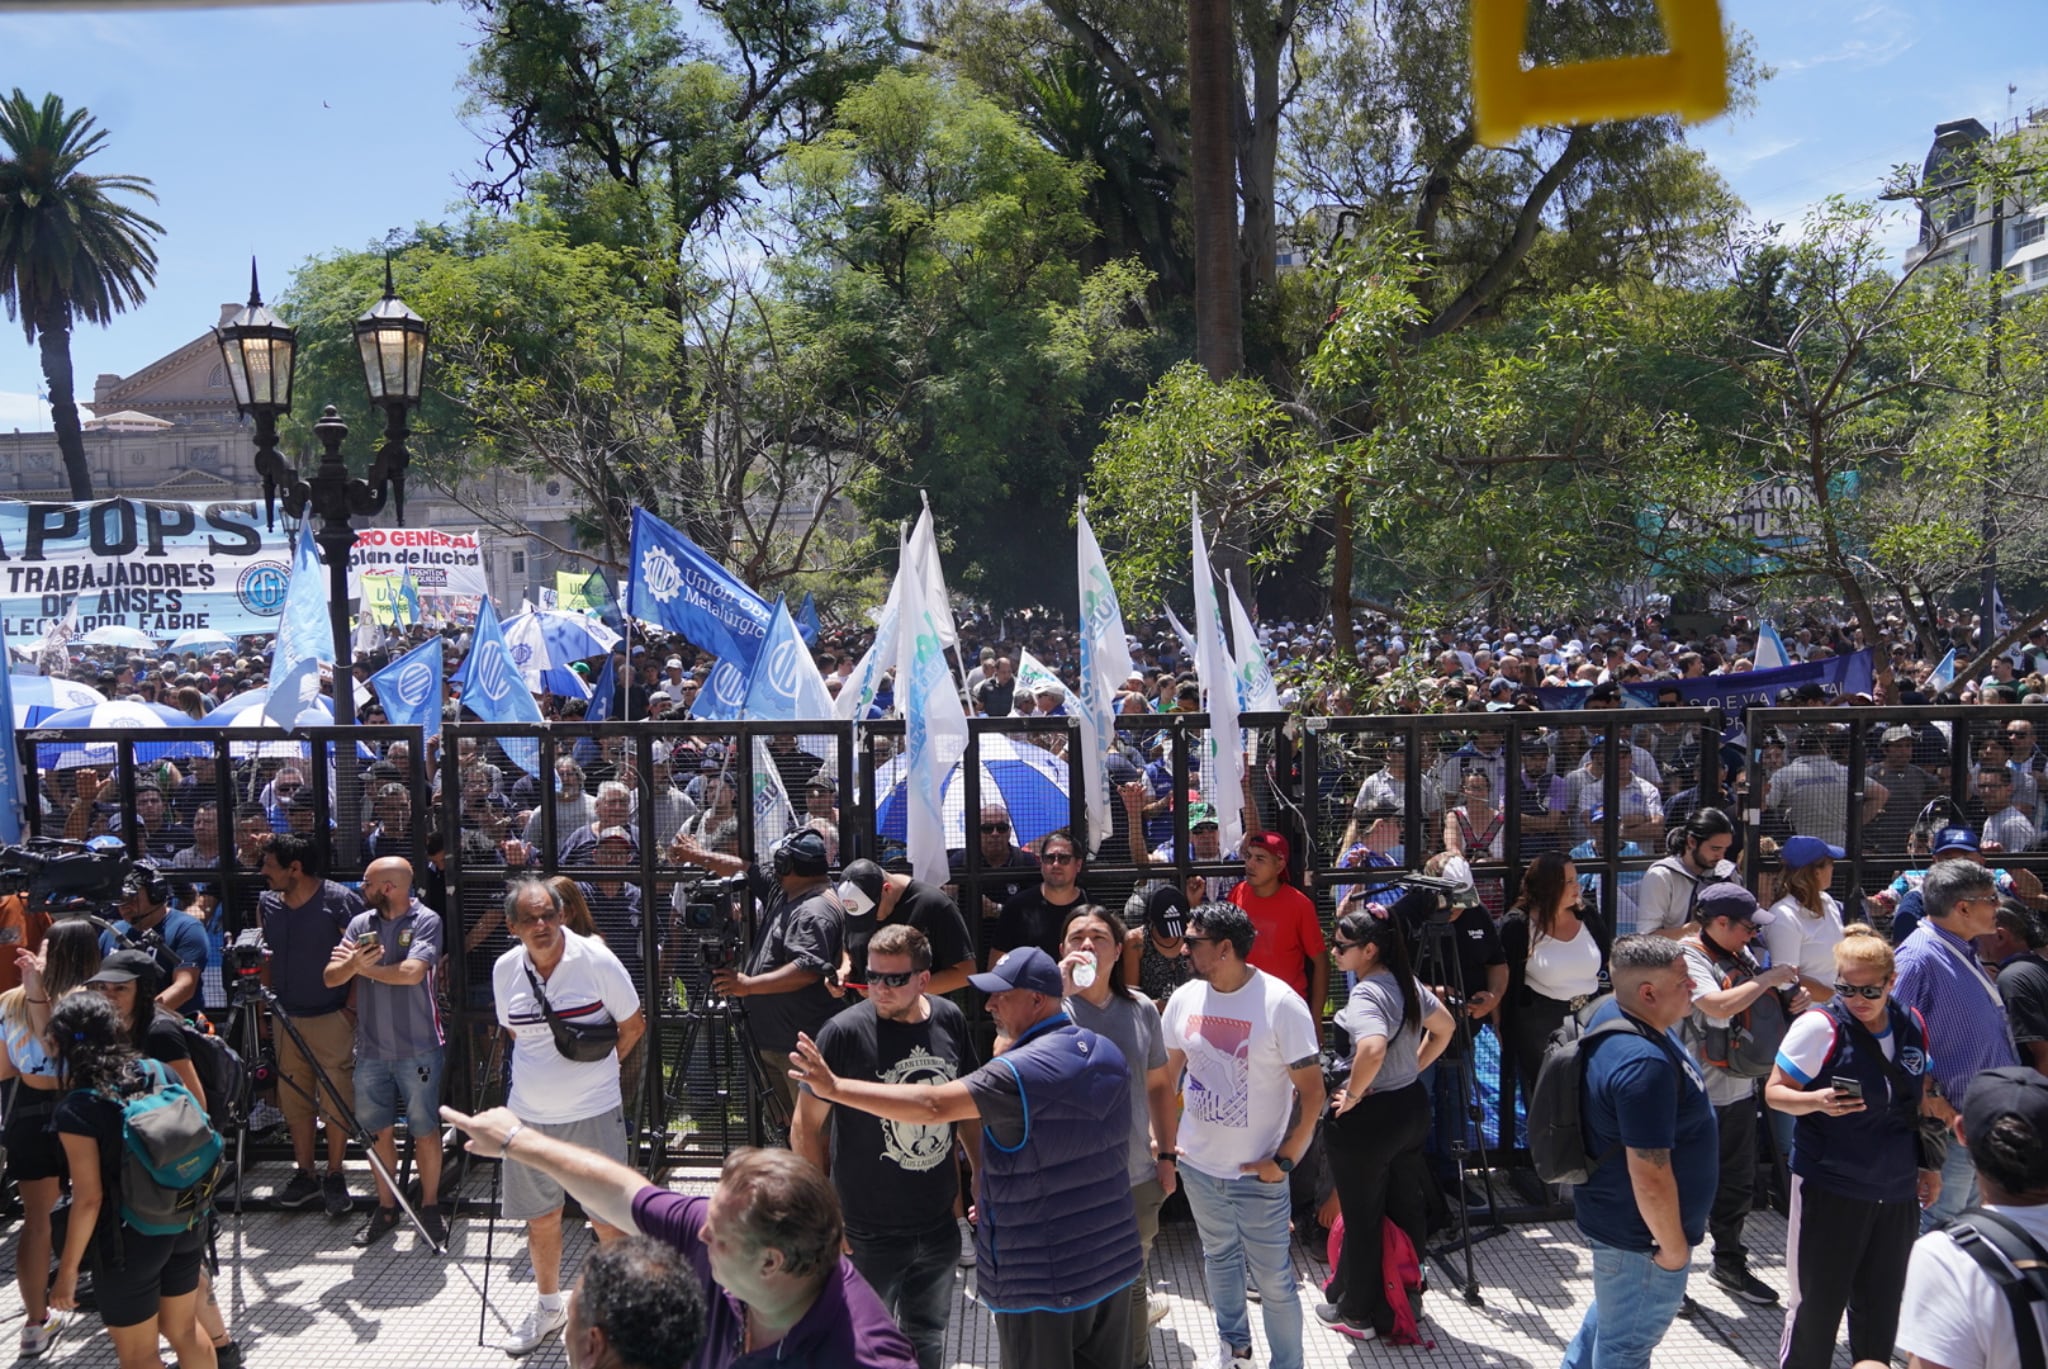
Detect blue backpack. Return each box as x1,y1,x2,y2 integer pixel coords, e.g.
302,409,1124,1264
100,1059,224,1236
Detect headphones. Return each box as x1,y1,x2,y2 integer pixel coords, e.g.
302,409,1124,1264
771,830,803,878
130,861,172,908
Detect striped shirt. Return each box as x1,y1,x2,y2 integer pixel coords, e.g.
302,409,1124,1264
1894,918,2017,1101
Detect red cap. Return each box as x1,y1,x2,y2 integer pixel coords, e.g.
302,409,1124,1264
1245,830,1290,863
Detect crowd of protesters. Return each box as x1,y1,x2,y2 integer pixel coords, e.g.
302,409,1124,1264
10,597,2048,1369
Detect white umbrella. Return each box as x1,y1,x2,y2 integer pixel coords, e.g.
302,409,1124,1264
78,625,160,650
166,629,236,653
10,675,105,727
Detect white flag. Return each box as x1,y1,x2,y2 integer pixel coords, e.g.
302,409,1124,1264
1191,499,1244,853
836,575,903,722
911,496,958,650
897,509,970,886
1077,501,1134,854
1014,649,1074,710
1226,573,1282,713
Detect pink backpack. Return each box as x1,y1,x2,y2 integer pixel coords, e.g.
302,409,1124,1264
1324,1214,1433,1347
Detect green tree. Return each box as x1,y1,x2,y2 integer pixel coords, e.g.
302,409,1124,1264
0,90,162,500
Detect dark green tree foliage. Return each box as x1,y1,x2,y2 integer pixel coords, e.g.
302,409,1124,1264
0,90,161,500
779,68,1152,606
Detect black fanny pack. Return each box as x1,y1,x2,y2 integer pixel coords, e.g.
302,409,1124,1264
523,963,620,1063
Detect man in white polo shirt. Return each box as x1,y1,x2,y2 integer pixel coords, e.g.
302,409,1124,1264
493,877,646,1357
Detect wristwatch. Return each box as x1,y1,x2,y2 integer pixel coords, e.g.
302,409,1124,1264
1273,1154,1295,1175
1156,1150,1178,1166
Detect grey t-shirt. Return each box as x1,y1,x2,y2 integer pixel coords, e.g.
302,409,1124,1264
741,879,846,1052
345,902,445,1060
1333,971,1443,1097
1065,989,1167,1186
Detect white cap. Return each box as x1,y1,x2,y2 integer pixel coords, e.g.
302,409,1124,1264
836,880,876,918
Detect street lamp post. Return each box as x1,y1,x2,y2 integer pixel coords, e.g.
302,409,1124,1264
214,259,430,726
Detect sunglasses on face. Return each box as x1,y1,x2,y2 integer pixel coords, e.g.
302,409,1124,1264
869,970,920,989
1331,939,1362,953
1183,935,1222,947
1833,982,1886,1000
1041,852,1077,865
981,822,1010,834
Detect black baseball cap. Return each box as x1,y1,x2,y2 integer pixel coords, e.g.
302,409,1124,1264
1143,884,1190,940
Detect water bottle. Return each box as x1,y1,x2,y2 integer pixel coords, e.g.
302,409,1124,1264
1072,949,1097,989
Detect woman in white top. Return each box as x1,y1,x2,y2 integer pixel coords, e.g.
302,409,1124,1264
1498,851,1611,1103
1763,835,1846,1007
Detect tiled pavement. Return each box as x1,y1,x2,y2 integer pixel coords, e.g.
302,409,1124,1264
0,1161,1861,1368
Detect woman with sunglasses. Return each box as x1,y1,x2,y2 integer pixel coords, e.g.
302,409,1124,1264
1764,924,1940,1369
1317,911,1455,1342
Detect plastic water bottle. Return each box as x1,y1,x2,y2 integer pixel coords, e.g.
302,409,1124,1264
1072,950,1097,989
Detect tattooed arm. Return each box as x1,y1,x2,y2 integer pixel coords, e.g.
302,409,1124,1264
1626,1146,1690,1269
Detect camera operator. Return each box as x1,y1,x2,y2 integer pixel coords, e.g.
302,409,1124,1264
438,1113,916,1369
670,827,846,1123
493,878,646,1358
101,861,207,1018
259,830,366,1219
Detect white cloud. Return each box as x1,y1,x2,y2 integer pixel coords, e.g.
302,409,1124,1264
1716,136,1804,173
0,392,54,431
1779,5,1917,73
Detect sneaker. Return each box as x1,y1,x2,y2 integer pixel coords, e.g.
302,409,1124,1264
322,1170,352,1219
272,1170,322,1209
352,1205,402,1248
956,1217,976,1268
1710,1264,1780,1305
1209,1348,1253,1369
418,1205,448,1250
1676,1294,1700,1320
504,1302,568,1357
214,1339,243,1369
19,1313,64,1358
1147,1298,1171,1327
1314,1302,1379,1341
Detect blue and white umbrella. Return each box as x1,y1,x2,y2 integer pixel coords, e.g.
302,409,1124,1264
166,629,236,654
502,610,620,663
499,612,594,700
10,676,105,728
77,625,161,651
31,699,211,769
873,732,1072,848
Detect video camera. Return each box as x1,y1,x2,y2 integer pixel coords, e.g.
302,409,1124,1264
0,836,135,914
678,873,748,972
225,928,268,982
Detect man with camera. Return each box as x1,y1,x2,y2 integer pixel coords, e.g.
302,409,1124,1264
258,831,367,1218
323,856,447,1250
493,877,646,1357
102,860,208,1017
670,827,846,1125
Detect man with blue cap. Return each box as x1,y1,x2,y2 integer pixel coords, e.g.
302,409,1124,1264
789,944,1143,1369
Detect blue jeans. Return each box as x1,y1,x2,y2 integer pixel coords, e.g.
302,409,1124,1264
1560,1240,1689,1369
1921,1131,1979,1233
354,1048,444,1136
846,1219,958,1369
1179,1164,1303,1369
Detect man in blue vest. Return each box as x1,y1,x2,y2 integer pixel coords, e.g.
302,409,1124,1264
789,945,1143,1369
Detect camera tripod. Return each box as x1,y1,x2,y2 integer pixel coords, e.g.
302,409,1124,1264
1407,903,1508,1306
222,976,446,1253
662,983,786,1150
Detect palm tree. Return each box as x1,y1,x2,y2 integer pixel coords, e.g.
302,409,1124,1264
0,90,163,500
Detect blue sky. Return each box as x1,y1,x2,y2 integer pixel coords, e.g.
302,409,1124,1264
3,0,2045,432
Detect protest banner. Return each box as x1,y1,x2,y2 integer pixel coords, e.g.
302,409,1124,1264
0,499,291,641
347,526,490,598
1536,649,1876,713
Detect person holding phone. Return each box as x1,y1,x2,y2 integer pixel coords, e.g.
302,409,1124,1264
1764,924,1941,1369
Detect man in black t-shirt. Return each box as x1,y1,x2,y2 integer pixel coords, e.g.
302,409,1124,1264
1988,902,2048,1075
837,860,976,996
988,828,1088,967
791,924,977,1369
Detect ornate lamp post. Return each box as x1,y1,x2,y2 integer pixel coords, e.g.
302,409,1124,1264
215,259,430,726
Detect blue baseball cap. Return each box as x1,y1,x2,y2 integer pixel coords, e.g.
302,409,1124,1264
969,946,1064,997
1781,835,1846,871
1933,825,1981,855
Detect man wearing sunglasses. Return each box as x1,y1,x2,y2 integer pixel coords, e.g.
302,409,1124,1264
989,828,1089,967
946,803,1039,931
791,924,976,1369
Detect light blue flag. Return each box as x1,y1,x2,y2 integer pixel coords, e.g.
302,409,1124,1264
455,596,546,774
369,637,444,741
625,508,772,667
584,652,617,724
1754,620,1791,671
265,521,330,728
1076,501,1133,854
744,598,835,723
896,510,969,886
0,667,23,843
1225,572,1282,713
399,568,422,627
795,592,822,647
691,659,750,722
1929,647,1957,694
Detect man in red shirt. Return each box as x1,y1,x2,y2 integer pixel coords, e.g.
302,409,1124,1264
1228,832,1328,1024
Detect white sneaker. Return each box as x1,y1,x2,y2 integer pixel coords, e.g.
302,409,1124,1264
18,1313,64,1359
956,1217,976,1268
1146,1298,1171,1327
503,1302,568,1357
1209,1347,1253,1369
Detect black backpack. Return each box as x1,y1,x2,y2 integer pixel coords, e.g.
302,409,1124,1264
1528,1008,1664,1185
174,1012,249,1138
1946,1209,2048,1369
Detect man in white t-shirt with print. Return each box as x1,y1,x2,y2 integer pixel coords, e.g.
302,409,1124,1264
1162,901,1326,1369
1899,1067,2048,1369
492,877,646,1358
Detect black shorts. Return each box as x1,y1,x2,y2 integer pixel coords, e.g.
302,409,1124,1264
4,1089,66,1183
89,1223,205,1328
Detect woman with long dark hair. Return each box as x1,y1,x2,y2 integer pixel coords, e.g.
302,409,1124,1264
1499,851,1612,1101
1317,911,1455,1342
46,992,216,1368
0,918,102,1356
